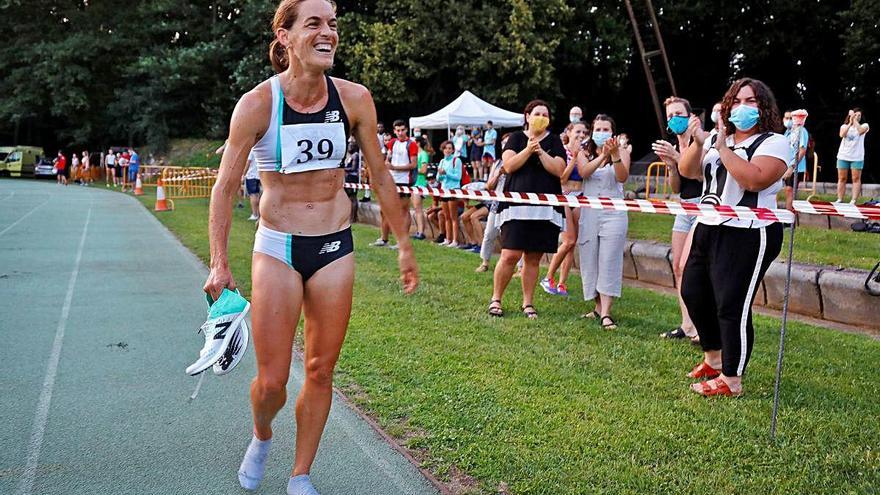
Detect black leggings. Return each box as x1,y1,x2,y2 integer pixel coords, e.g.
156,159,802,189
681,223,782,377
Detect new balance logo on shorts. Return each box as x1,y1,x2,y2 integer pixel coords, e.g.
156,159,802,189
318,241,341,254
324,110,341,123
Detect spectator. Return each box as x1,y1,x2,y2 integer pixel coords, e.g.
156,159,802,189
476,134,511,272
489,100,565,319
360,122,386,204
836,108,870,204
576,114,631,330
372,120,417,248
105,149,117,187
460,201,488,252
71,152,81,184
410,135,432,240
82,151,92,185
482,121,497,182
452,125,469,168
569,106,583,124
783,109,809,211
437,140,464,247
54,150,68,185
127,148,141,192
468,127,484,181
117,152,129,189
425,172,445,243
245,149,262,222
540,120,589,297
678,77,788,397
343,138,360,223
653,97,701,343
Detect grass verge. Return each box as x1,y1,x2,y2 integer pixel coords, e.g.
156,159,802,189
137,191,879,494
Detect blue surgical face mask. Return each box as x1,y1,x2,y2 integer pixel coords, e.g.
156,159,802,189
667,115,689,135
592,131,612,147
729,104,760,131
783,119,792,129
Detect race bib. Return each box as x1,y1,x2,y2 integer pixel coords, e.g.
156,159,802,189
279,122,346,174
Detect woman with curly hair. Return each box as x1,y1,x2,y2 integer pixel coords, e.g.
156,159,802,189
677,78,789,397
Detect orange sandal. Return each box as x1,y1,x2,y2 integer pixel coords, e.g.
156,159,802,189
687,361,721,380
690,377,742,397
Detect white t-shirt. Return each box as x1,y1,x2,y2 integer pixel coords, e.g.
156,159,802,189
699,132,790,229
837,124,869,162
106,153,116,166
387,138,417,184
245,151,259,180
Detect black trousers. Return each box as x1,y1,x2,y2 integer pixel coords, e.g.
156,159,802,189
681,223,782,377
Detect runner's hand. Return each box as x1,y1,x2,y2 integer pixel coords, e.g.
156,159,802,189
203,266,236,301
397,246,419,295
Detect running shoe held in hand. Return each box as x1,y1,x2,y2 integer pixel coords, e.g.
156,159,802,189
185,288,250,376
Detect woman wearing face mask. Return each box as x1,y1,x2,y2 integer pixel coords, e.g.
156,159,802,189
452,125,469,168
575,114,631,330
678,78,788,397
652,97,701,343
489,100,566,318
540,120,588,297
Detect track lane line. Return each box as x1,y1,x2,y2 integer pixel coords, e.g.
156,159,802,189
15,204,92,495
0,195,52,238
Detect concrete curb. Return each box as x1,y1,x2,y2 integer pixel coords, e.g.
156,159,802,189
356,202,878,331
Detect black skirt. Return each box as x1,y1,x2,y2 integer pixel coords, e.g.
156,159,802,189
500,220,560,253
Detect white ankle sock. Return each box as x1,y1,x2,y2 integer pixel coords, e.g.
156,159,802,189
238,434,272,491
287,474,320,495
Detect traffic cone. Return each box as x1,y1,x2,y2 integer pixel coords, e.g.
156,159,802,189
155,178,172,211
134,173,144,196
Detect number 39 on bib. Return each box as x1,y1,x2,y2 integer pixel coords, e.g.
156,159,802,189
279,122,346,174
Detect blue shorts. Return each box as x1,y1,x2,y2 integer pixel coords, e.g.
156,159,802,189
128,168,138,181
837,159,864,170
245,178,261,195
672,197,699,234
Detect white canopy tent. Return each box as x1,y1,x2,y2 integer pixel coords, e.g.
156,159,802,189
409,91,523,136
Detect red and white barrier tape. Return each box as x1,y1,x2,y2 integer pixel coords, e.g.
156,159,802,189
344,183,801,223
792,200,880,221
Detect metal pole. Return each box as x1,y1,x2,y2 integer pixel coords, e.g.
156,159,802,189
770,128,802,440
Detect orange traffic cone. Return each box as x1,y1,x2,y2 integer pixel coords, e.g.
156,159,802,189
155,178,172,211
133,173,144,196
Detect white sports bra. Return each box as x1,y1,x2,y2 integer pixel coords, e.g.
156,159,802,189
251,75,351,174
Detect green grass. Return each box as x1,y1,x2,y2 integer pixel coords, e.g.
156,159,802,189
137,191,879,494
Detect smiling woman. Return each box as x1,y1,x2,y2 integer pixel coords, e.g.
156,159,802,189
203,1,418,494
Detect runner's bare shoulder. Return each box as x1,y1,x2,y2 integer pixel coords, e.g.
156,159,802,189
329,77,374,122
232,80,274,140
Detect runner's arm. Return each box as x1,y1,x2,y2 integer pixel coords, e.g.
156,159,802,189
348,86,418,293
205,91,265,298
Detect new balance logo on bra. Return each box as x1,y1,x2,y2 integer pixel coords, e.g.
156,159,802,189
318,241,341,254
324,111,341,123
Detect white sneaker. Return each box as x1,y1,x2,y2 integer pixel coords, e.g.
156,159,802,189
440,240,451,246
447,241,459,248
247,214,259,221
185,289,250,376
849,199,857,205
212,319,249,375
370,238,388,247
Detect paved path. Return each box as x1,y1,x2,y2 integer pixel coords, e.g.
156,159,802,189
0,179,439,495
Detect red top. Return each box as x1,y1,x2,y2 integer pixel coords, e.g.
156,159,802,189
56,155,66,170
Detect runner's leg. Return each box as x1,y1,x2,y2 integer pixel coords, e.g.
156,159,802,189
292,253,354,476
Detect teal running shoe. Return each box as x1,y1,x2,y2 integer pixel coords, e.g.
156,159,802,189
185,289,250,376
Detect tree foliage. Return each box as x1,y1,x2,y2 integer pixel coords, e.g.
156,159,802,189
0,0,877,182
